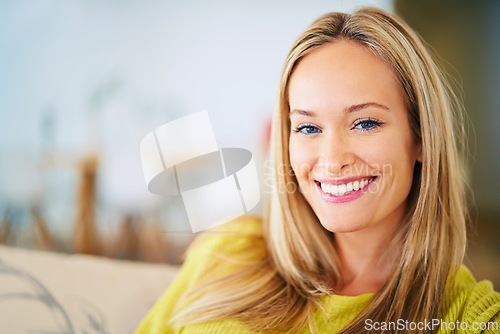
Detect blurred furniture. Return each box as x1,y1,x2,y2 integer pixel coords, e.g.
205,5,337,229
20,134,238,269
0,245,179,334
73,155,100,255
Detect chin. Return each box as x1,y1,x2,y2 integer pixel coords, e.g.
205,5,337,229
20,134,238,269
317,217,368,234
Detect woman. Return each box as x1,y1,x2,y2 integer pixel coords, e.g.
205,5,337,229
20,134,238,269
136,7,500,334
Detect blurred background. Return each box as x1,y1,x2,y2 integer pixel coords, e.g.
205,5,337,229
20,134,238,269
0,0,498,285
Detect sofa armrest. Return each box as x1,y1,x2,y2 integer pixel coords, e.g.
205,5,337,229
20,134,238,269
0,245,179,334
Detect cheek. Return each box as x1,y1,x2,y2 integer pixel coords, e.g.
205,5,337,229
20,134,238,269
369,129,416,163
352,136,393,171
374,134,418,187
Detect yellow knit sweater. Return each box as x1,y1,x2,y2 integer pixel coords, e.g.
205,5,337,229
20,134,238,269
135,217,500,333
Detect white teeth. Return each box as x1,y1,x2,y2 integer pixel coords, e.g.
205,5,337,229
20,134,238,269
320,178,373,196
346,182,353,192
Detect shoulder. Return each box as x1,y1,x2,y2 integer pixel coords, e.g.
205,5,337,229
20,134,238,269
134,215,264,334
187,215,264,261
441,265,500,331
175,215,265,289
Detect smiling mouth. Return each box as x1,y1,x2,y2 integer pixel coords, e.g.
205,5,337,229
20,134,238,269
315,177,377,197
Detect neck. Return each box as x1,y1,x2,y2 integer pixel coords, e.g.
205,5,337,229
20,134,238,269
333,210,405,296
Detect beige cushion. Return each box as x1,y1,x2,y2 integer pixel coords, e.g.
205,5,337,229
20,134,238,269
0,245,179,334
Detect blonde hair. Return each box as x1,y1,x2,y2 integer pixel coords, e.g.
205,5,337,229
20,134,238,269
171,7,467,333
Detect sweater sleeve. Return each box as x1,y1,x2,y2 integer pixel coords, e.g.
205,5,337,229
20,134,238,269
133,239,204,334
460,279,500,333
134,216,262,334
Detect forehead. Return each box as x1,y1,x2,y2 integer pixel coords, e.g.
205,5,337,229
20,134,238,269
288,40,404,111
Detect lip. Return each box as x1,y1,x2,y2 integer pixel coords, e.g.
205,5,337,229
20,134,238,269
315,176,377,203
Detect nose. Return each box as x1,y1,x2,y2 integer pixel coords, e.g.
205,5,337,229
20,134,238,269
317,131,356,175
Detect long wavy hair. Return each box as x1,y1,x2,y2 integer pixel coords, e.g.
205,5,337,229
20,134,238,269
171,7,467,333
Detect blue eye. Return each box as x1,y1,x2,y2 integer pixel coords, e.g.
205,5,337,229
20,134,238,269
353,118,383,132
294,124,321,136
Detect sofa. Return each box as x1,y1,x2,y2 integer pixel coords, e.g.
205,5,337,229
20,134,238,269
0,245,179,333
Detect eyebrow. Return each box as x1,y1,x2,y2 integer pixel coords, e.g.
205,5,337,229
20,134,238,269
290,102,390,117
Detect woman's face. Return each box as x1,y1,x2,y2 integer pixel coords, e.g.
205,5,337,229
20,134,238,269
288,40,421,234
